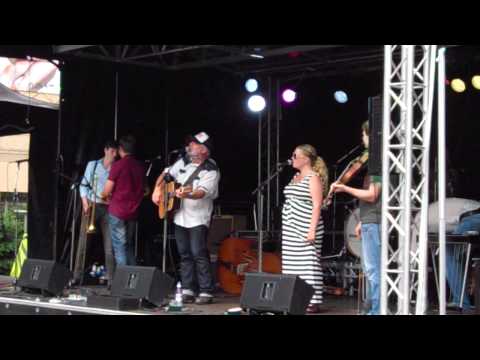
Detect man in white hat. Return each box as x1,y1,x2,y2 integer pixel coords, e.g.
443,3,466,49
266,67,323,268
152,132,220,304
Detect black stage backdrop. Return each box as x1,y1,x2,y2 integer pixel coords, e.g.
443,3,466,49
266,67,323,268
0,60,394,262
2,46,480,262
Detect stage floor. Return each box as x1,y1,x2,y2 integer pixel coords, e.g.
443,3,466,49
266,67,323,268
0,275,474,315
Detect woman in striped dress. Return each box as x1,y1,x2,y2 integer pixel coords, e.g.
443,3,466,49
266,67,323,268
282,144,328,313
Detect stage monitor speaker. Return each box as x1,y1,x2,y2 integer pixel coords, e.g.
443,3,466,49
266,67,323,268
111,266,174,306
17,259,71,296
368,95,383,176
240,273,314,315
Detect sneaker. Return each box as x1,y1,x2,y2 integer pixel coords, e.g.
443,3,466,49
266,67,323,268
182,289,196,303
360,301,372,315
69,278,82,287
195,293,213,305
446,302,471,310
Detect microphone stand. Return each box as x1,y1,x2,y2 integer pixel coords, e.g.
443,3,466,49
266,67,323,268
57,171,92,273
331,164,338,252
134,156,161,266
252,163,288,272
330,144,361,256
161,151,181,273
69,177,87,273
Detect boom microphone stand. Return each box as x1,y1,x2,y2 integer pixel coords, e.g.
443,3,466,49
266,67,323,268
329,145,361,255
57,171,92,272
252,162,289,272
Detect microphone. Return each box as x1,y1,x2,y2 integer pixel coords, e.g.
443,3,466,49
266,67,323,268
145,155,162,163
335,144,361,165
277,159,292,167
170,148,186,155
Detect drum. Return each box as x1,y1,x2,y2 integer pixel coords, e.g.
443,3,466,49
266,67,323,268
344,207,362,259
414,197,480,234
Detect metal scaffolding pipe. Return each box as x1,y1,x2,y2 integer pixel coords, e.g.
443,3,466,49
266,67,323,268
437,47,447,315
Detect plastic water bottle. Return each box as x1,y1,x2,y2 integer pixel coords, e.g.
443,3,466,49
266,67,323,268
175,282,183,306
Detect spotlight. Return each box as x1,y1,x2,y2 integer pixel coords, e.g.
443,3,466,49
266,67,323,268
247,95,266,112
472,75,480,90
451,78,466,93
334,91,348,104
282,89,297,103
245,79,258,93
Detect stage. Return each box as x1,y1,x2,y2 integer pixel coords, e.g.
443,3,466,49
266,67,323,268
0,275,473,315
0,275,358,315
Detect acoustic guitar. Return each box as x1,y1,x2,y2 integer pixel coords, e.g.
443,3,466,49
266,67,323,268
217,237,282,295
157,180,192,219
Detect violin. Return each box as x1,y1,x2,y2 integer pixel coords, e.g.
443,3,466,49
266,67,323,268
323,150,368,208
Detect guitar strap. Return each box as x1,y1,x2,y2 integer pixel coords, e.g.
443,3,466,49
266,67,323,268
181,161,207,187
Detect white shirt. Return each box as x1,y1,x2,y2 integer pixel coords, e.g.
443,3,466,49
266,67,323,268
167,157,220,228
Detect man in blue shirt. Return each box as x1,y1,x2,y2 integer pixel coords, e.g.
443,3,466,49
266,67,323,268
73,140,118,285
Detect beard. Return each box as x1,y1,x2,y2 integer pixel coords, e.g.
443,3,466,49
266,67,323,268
187,147,202,161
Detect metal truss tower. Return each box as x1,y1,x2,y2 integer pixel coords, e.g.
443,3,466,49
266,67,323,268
380,45,437,315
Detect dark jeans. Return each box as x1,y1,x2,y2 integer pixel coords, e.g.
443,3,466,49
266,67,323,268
74,204,115,282
109,214,137,267
174,224,213,294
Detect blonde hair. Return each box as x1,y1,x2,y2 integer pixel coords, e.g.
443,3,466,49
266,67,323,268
362,120,369,135
297,144,329,197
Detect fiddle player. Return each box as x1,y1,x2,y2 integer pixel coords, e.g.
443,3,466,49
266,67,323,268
330,121,382,315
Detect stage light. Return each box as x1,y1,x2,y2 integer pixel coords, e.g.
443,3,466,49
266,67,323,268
247,95,266,112
245,79,258,93
472,75,480,90
334,91,348,103
282,89,297,103
451,78,466,93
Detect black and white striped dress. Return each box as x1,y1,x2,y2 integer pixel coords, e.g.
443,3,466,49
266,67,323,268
282,173,324,305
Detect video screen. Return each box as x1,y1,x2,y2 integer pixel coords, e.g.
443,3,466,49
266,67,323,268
0,56,60,109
